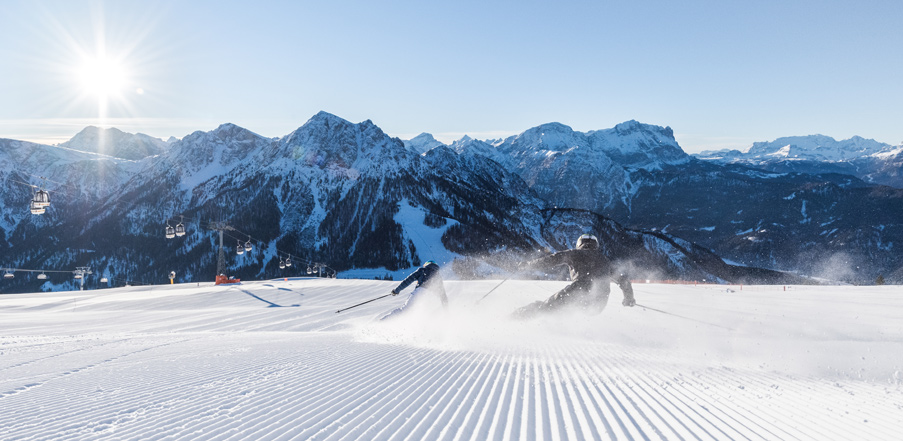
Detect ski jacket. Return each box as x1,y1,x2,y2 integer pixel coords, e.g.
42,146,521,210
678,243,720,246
394,262,445,294
528,249,633,296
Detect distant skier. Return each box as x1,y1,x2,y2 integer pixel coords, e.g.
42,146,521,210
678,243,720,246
381,260,449,320
512,233,635,319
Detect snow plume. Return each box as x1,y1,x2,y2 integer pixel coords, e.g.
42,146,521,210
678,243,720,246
353,280,903,385
353,280,638,353
449,250,528,280
361,282,900,385
807,251,859,282
353,280,722,356
613,258,668,283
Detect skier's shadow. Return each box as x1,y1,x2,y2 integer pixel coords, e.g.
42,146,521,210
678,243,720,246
236,288,300,308
262,284,301,293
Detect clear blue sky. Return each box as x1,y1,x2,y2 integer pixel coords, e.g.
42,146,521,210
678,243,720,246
2,0,901,152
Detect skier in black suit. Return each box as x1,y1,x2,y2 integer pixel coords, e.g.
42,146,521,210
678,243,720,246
513,234,635,319
381,260,449,320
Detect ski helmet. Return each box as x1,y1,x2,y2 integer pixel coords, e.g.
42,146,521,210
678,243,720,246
423,260,437,267
576,234,599,250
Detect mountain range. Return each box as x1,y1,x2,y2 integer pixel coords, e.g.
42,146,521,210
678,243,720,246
695,135,903,188
446,124,903,283
2,112,901,293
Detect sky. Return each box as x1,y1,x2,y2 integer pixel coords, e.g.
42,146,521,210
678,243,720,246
1,0,901,153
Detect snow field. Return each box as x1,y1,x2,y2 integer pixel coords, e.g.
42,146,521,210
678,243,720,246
1,279,901,440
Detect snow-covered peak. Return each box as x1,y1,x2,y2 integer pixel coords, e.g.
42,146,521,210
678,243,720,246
449,136,497,159
305,111,352,127
509,122,581,152
746,135,892,162
589,120,677,148
165,123,274,187
60,126,167,160
285,112,360,143
279,112,409,175
208,123,267,142
180,123,266,148
613,119,644,134
586,121,687,168
213,122,241,133
494,120,686,167
404,133,446,154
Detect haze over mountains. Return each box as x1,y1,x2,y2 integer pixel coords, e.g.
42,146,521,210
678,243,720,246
2,112,901,293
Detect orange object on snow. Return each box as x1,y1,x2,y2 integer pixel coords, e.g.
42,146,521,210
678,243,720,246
215,275,241,285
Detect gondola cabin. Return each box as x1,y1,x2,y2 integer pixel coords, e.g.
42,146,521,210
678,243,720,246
30,200,45,215
33,189,50,208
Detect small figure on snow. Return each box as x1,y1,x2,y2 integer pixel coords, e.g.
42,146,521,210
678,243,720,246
512,233,635,319
381,260,449,320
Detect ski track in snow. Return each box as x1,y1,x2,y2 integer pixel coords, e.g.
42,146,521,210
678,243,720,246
1,279,901,440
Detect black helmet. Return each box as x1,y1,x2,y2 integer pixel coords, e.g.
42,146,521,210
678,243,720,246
575,234,599,250
423,260,437,267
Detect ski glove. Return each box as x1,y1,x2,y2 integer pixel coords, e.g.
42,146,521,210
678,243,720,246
390,289,399,295
622,297,636,307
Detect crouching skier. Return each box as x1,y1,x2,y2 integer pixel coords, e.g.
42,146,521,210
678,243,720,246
512,233,635,319
381,260,449,320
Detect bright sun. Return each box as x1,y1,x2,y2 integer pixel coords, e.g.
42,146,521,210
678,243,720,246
77,56,128,97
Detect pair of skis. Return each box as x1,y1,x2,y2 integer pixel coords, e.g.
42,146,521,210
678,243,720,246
335,278,510,314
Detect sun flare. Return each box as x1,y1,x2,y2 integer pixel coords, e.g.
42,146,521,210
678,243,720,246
77,56,128,98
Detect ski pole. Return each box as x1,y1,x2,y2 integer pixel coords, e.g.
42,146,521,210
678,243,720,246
336,294,392,314
635,303,734,331
475,278,510,304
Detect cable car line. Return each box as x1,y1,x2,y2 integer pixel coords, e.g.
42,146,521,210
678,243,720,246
162,214,336,276
8,170,338,283
0,266,153,286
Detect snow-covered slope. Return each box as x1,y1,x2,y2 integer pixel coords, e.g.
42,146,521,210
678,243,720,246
2,279,901,440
